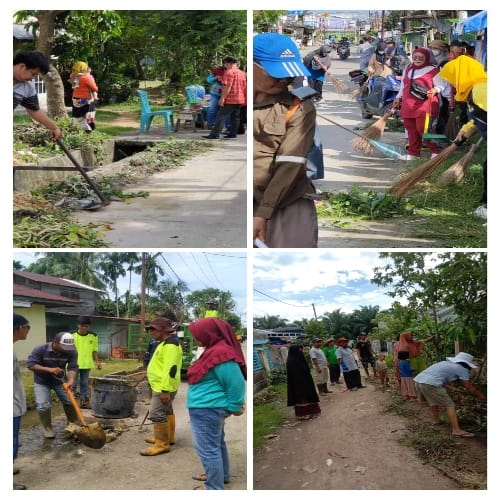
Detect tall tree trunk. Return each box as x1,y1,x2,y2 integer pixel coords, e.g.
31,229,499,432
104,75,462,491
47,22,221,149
36,11,68,119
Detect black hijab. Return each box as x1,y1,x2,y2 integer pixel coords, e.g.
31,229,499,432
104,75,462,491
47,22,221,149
286,345,320,406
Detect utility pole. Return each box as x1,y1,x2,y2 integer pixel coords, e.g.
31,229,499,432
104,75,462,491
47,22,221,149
312,303,318,320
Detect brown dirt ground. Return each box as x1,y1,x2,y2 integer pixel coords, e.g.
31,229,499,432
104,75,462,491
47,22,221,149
15,381,247,490
253,375,486,490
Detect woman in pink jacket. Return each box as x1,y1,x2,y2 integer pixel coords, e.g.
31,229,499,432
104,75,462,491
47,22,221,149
392,48,447,160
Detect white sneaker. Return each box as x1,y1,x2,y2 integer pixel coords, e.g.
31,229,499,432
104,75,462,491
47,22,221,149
405,154,420,161
430,153,439,159
471,206,487,219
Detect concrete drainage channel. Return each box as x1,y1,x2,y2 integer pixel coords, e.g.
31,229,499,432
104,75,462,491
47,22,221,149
13,139,155,194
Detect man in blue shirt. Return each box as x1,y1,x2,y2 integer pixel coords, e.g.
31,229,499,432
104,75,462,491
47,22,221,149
414,352,485,438
27,332,79,438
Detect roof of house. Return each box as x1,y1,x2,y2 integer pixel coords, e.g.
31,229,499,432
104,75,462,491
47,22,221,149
13,283,81,305
14,270,103,292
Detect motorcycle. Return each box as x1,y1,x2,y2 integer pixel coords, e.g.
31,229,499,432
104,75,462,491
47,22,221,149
349,69,401,119
337,43,350,60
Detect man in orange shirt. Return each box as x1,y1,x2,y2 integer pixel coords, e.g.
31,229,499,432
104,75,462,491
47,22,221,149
202,56,246,139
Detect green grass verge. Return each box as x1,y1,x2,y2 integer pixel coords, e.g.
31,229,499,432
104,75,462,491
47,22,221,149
253,384,288,449
317,140,487,247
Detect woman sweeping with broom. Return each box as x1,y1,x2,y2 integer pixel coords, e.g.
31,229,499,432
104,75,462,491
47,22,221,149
391,48,447,161
438,55,487,219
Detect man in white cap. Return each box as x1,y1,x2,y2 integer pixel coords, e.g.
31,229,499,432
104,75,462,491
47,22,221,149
253,32,318,248
27,332,79,438
414,352,485,438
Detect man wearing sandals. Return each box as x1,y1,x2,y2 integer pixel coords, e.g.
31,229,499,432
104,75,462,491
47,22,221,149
414,352,485,438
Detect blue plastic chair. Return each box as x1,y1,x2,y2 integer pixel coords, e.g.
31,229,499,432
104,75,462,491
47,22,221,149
137,89,174,133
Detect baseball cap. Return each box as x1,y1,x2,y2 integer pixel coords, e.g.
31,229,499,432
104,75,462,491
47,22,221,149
53,332,76,351
147,317,177,332
254,33,310,78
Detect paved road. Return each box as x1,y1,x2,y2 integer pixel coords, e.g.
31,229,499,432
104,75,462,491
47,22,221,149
75,131,247,248
300,45,437,248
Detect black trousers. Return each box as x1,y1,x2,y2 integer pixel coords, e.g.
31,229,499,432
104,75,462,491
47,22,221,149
211,104,241,137
343,369,362,389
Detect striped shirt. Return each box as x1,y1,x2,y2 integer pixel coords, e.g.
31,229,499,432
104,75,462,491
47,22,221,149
14,81,39,110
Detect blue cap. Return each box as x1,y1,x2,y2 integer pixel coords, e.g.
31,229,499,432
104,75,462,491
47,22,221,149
254,33,310,78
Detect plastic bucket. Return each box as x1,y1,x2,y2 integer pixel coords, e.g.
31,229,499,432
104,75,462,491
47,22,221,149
90,377,137,418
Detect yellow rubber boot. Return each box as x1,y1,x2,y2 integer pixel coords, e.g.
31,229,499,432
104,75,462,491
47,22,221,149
140,422,170,456
168,414,176,445
146,414,176,444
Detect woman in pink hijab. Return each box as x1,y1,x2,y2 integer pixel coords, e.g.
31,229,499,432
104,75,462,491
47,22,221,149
392,48,447,160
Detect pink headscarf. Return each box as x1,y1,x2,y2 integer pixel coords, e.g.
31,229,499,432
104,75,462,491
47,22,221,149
186,318,246,384
410,47,433,69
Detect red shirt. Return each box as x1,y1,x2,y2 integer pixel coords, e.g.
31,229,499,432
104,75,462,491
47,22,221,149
221,67,246,105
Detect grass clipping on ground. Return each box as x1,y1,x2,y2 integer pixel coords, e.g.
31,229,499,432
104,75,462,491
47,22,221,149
13,138,212,248
385,392,486,489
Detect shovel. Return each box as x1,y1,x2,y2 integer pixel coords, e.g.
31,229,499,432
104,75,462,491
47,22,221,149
62,383,106,449
56,139,110,207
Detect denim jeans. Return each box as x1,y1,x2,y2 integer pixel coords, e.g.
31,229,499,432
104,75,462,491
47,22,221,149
189,407,230,490
34,383,70,411
73,369,90,398
13,416,21,460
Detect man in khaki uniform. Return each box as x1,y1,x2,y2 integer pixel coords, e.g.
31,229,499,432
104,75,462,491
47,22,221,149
253,33,318,248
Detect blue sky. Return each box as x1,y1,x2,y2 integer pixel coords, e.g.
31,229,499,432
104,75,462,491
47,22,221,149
14,251,247,324
253,250,404,323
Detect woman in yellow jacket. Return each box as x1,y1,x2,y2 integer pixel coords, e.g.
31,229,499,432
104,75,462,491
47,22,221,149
439,55,487,218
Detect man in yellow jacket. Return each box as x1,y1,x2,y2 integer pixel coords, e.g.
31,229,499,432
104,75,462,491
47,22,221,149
140,317,183,456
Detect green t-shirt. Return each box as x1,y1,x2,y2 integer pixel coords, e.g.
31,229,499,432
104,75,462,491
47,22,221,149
323,345,339,365
73,332,99,369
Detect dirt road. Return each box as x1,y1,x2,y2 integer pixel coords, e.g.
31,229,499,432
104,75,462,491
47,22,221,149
15,380,247,490
254,377,484,490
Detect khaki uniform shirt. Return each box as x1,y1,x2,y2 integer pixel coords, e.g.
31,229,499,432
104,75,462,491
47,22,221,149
253,92,316,220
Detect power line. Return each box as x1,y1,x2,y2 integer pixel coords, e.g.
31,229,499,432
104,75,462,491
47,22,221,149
204,252,246,259
191,253,216,287
158,254,186,287
176,253,211,289
202,253,225,289
254,288,312,307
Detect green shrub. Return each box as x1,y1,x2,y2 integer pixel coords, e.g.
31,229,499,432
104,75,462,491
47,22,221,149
268,368,287,385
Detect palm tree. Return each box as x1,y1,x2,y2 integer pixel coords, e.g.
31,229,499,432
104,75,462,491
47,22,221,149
349,305,380,336
97,253,128,317
320,309,350,338
27,252,107,290
253,315,288,330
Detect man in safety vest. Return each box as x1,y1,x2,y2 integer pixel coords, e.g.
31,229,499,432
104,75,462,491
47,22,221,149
140,317,182,456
